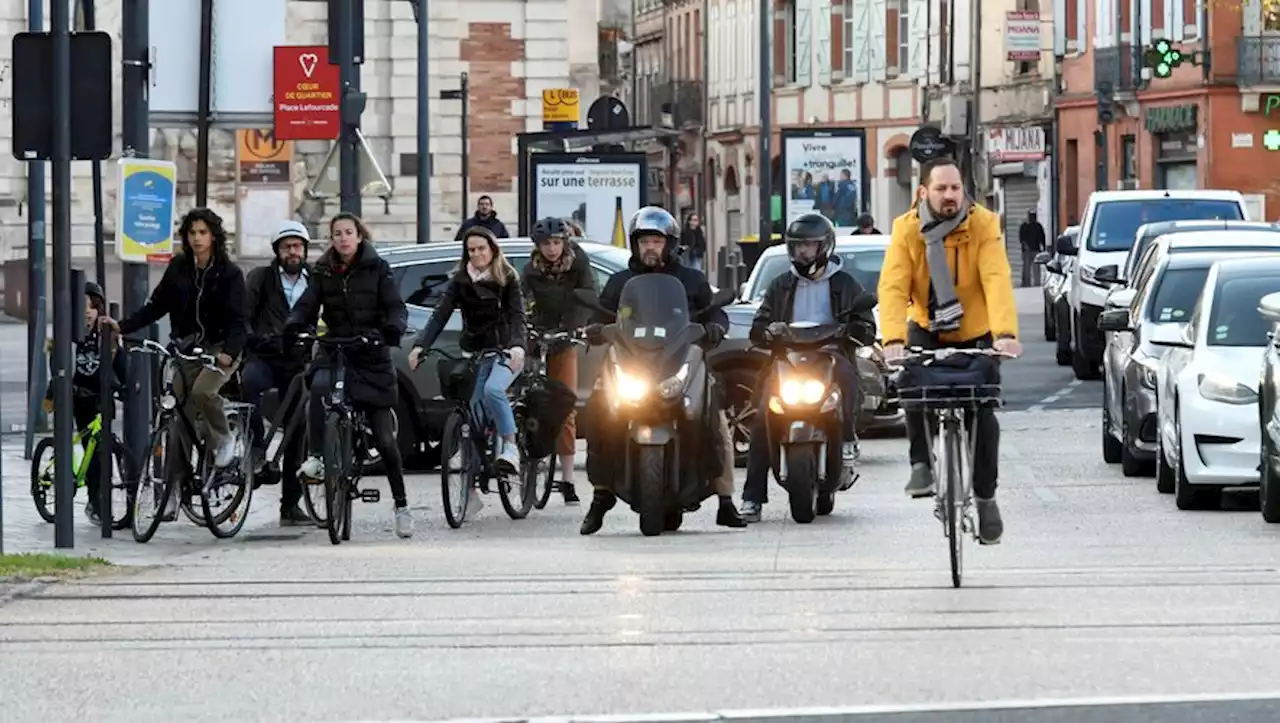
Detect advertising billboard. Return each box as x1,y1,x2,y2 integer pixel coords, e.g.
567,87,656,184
529,153,647,247
781,128,869,235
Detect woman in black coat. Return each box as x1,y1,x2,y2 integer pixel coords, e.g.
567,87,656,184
409,227,527,492
286,213,413,538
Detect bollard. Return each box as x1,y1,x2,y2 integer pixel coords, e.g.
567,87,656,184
96,301,119,539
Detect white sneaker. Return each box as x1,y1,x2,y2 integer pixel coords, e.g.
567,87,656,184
299,455,324,480
842,441,860,467
468,488,485,514
394,507,414,538
213,438,237,468
496,441,520,474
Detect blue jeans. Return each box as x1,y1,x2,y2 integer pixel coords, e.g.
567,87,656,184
471,356,518,436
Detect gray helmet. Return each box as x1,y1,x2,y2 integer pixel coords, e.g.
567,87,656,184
628,206,679,260
531,216,569,243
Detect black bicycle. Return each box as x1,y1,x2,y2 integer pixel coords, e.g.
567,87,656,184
249,359,324,525
299,333,385,545
430,347,536,526
126,339,254,542
515,328,586,510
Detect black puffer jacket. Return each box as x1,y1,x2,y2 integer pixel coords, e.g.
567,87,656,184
286,242,408,409
414,263,527,353
521,242,596,332
118,254,247,357
749,256,877,348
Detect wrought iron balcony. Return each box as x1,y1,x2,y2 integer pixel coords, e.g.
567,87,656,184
1238,36,1280,87
1094,44,1143,94
646,80,704,128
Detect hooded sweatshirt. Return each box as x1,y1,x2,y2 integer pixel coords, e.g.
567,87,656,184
790,254,842,325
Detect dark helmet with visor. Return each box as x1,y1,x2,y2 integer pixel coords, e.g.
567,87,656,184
785,212,837,277
627,206,680,260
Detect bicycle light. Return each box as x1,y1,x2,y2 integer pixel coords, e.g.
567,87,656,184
159,393,177,411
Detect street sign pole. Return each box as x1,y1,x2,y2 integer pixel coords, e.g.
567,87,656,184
756,0,772,250
25,0,47,462
337,0,361,215
51,0,76,548
414,0,430,243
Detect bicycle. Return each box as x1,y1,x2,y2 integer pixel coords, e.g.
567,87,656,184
29,395,132,529
891,347,1010,588
248,359,325,525
125,339,255,542
299,333,385,545
516,328,587,511
430,347,531,527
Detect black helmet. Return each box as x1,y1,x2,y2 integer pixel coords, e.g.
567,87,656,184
531,216,569,243
83,280,106,303
628,206,679,261
785,213,837,277
856,213,876,230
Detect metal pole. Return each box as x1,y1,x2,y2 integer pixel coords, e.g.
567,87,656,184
51,0,76,549
195,0,214,206
416,0,430,243
757,0,772,251
338,0,360,215
25,0,47,460
968,0,982,198
82,0,107,288
97,303,117,539
121,0,153,475
460,72,470,218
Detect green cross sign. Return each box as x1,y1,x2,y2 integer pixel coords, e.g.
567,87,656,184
1265,129,1280,152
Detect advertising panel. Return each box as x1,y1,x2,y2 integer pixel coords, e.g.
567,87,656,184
530,154,647,247
273,45,341,140
1004,11,1041,62
781,129,869,234
116,159,177,264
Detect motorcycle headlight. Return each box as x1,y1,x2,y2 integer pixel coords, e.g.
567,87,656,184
613,367,649,403
1197,373,1256,405
656,363,690,400
779,377,827,406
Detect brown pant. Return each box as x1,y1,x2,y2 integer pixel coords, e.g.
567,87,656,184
713,412,735,497
167,346,239,475
546,347,578,456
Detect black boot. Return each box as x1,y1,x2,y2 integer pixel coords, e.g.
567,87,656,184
579,489,616,535
716,496,747,528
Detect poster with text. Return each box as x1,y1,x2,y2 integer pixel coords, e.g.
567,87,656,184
532,155,645,247
782,130,869,235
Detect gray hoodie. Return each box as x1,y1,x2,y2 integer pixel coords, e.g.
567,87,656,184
790,254,842,325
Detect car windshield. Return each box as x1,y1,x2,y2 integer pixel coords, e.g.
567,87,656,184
1087,200,1243,252
1146,267,1209,323
617,274,691,350
1206,275,1280,347
746,249,886,302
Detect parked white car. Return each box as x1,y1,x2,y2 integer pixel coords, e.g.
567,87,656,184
1151,256,1280,511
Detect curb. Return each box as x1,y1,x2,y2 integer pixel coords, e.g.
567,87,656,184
0,576,53,606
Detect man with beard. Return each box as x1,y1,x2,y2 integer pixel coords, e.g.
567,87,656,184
242,220,313,525
578,206,747,534
877,157,1021,545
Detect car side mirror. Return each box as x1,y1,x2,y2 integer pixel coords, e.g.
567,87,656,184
1097,308,1131,332
1033,251,1052,265
1055,234,1077,256
1148,324,1192,348
1045,258,1064,275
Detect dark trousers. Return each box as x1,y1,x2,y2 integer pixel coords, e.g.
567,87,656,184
240,357,305,509
307,368,408,506
73,396,102,508
742,353,862,504
904,323,1000,499
1020,248,1041,287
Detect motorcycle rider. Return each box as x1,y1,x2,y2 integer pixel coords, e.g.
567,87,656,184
289,213,413,538
242,220,312,526
579,206,748,534
878,156,1021,545
739,212,876,522
521,216,597,506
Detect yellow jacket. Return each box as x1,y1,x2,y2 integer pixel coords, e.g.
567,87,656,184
876,203,1019,345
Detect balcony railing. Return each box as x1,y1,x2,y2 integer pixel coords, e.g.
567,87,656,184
1094,44,1143,94
646,80,704,128
1238,36,1280,87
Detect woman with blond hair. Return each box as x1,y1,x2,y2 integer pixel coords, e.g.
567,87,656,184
409,226,528,483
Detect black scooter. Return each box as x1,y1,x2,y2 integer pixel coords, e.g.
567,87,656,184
575,275,736,536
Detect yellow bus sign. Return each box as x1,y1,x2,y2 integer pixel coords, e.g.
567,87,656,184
542,89,580,130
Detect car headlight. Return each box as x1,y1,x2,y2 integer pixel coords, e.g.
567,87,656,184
1137,360,1158,390
1197,373,1257,405
779,377,827,406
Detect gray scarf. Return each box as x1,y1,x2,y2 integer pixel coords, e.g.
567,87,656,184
918,200,969,332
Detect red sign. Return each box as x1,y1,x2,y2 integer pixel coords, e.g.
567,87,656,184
273,45,341,141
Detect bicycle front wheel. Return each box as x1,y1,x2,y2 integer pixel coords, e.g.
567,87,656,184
132,426,176,543
323,412,353,545
440,411,472,529
943,421,965,588
200,408,254,539
29,437,56,523
502,448,539,520
532,455,556,510
107,437,134,530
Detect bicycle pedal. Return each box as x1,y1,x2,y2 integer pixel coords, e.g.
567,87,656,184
360,489,381,503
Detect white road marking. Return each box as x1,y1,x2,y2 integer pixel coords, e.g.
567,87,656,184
1037,379,1084,407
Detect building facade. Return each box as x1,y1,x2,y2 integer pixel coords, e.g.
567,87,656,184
0,0,604,261
704,0,929,258
1055,0,1280,229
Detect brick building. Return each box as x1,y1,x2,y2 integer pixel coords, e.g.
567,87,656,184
1055,0,1280,229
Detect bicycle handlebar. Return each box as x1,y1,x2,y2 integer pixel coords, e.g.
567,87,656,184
294,332,383,349
124,338,220,370
426,347,509,363
528,328,588,348
887,347,1016,367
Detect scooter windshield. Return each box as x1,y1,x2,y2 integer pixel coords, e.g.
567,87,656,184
616,274,692,351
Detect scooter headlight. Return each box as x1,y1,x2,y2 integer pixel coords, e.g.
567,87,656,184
613,367,650,403
779,377,827,406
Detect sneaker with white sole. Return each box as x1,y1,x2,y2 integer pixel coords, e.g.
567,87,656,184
842,440,860,467
496,442,520,474
394,507,414,538
468,488,485,514
299,455,324,480
213,438,237,468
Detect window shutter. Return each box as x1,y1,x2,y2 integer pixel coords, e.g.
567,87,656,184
816,0,832,85
850,0,870,80
907,0,926,77
869,0,887,80
796,0,813,84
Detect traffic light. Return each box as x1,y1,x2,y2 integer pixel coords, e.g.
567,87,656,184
1143,39,1184,78
1096,80,1116,125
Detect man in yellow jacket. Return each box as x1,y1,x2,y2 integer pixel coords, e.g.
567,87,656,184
877,157,1022,545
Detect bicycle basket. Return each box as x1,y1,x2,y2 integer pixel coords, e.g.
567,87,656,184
896,353,1001,408
437,357,476,403
519,376,578,459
